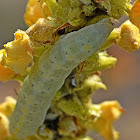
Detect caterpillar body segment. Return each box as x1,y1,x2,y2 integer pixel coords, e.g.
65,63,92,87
9,18,113,139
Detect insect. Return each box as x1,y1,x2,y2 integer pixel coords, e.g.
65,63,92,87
9,18,113,139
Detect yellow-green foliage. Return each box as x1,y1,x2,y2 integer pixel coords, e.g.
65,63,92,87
96,0,132,18
76,51,117,76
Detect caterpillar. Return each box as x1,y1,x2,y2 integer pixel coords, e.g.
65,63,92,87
9,18,113,139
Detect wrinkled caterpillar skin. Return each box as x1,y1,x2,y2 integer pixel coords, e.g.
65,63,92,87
9,18,113,139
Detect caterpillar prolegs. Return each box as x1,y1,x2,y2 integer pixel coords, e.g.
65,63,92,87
9,18,113,139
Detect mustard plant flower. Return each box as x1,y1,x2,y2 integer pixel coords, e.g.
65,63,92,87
24,0,49,26
91,101,122,140
0,112,10,139
2,30,33,74
0,49,16,81
117,20,140,52
0,96,16,117
129,0,140,29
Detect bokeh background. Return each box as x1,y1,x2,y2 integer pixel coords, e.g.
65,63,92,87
0,0,140,140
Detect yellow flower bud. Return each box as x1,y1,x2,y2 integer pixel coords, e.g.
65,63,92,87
0,49,16,81
26,18,57,47
0,112,10,139
2,30,33,74
0,96,16,117
100,101,122,121
86,101,122,140
129,0,140,29
24,0,49,26
117,20,140,52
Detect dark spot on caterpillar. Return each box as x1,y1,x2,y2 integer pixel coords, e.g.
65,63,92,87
32,84,34,87
43,66,45,67
70,48,71,49
66,66,69,68
33,78,34,80
82,44,84,46
34,104,37,105
66,52,68,55
48,88,50,90
88,51,90,52
42,91,44,93
51,61,54,64
58,28,65,35
55,56,56,58
88,40,90,43
42,72,43,74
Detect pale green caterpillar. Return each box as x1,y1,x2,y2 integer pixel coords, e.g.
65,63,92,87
9,18,113,139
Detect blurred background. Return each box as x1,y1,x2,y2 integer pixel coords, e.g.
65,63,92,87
0,0,140,140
